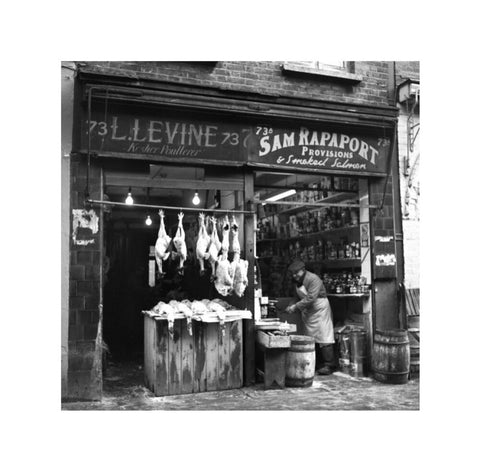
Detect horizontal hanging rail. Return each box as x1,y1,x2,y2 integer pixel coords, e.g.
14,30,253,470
253,199,379,209
86,198,255,215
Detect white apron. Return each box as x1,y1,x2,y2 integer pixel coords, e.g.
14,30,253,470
296,285,334,344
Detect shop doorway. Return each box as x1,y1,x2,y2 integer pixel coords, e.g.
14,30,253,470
101,163,246,374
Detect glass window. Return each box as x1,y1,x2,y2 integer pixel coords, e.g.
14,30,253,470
254,171,363,299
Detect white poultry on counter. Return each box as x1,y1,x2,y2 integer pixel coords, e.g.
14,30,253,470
169,300,194,335
206,300,227,337
191,300,208,315
154,210,171,277
173,211,187,275
195,212,210,276
152,301,176,339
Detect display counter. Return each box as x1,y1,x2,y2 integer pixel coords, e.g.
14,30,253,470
143,310,252,396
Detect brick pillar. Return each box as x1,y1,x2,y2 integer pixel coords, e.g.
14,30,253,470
61,62,75,399
369,175,399,331
67,156,103,400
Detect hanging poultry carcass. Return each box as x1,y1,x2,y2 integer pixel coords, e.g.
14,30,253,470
206,216,221,281
220,215,230,256
229,215,241,280
152,301,176,339
154,210,171,277
229,215,249,297
214,216,234,296
173,211,187,275
230,215,241,254
232,256,249,297
196,212,210,276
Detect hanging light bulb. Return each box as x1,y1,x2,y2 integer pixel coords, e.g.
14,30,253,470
145,215,152,226
192,190,200,206
125,187,134,205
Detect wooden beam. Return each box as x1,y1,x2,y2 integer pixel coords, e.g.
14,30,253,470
243,170,256,386
104,173,244,191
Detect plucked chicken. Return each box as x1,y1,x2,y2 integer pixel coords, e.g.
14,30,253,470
232,256,249,297
207,300,227,337
230,215,241,254
152,301,176,339
191,300,208,315
229,215,248,297
196,212,210,275
215,216,234,296
206,216,221,280
169,300,193,335
211,298,234,310
220,215,230,256
173,211,187,275
154,210,171,277
229,215,241,280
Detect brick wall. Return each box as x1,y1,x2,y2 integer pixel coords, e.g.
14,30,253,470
81,61,392,106
395,61,420,83
68,156,103,400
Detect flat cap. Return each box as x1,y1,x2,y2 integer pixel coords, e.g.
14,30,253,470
288,259,305,273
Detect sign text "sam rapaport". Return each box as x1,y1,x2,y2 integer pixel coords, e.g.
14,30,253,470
259,127,380,164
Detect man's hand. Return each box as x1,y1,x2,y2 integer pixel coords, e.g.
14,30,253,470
285,305,295,315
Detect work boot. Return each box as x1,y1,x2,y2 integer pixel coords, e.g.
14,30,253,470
316,344,335,375
315,343,322,371
316,365,333,375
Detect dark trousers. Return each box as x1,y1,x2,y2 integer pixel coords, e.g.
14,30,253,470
315,343,335,370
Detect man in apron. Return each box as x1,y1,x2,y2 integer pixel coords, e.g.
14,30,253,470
285,259,335,375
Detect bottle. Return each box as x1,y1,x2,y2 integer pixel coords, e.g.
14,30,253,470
345,242,351,259
355,243,360,258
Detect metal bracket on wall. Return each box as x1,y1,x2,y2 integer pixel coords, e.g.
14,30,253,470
405,90,420,177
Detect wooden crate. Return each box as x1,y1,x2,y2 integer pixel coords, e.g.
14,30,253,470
143,313,246,396
255,331,291,390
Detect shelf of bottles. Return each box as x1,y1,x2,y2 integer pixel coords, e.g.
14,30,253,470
256,176,368,299
256,182,361,265
323,272,370,295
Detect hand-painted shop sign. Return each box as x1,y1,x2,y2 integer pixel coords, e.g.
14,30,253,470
81,106,390,175
253,125,390,174
81,106,256,164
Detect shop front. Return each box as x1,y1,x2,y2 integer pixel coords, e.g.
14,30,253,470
67,73,399,399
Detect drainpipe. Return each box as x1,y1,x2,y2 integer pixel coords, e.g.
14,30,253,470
61,61,76,398
389,62,407,328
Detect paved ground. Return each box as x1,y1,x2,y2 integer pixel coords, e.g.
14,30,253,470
62,361,419,411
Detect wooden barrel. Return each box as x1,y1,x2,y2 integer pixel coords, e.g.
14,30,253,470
408,330,420,376
350,330,367,378
285,335,315,387
372,329,410,384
